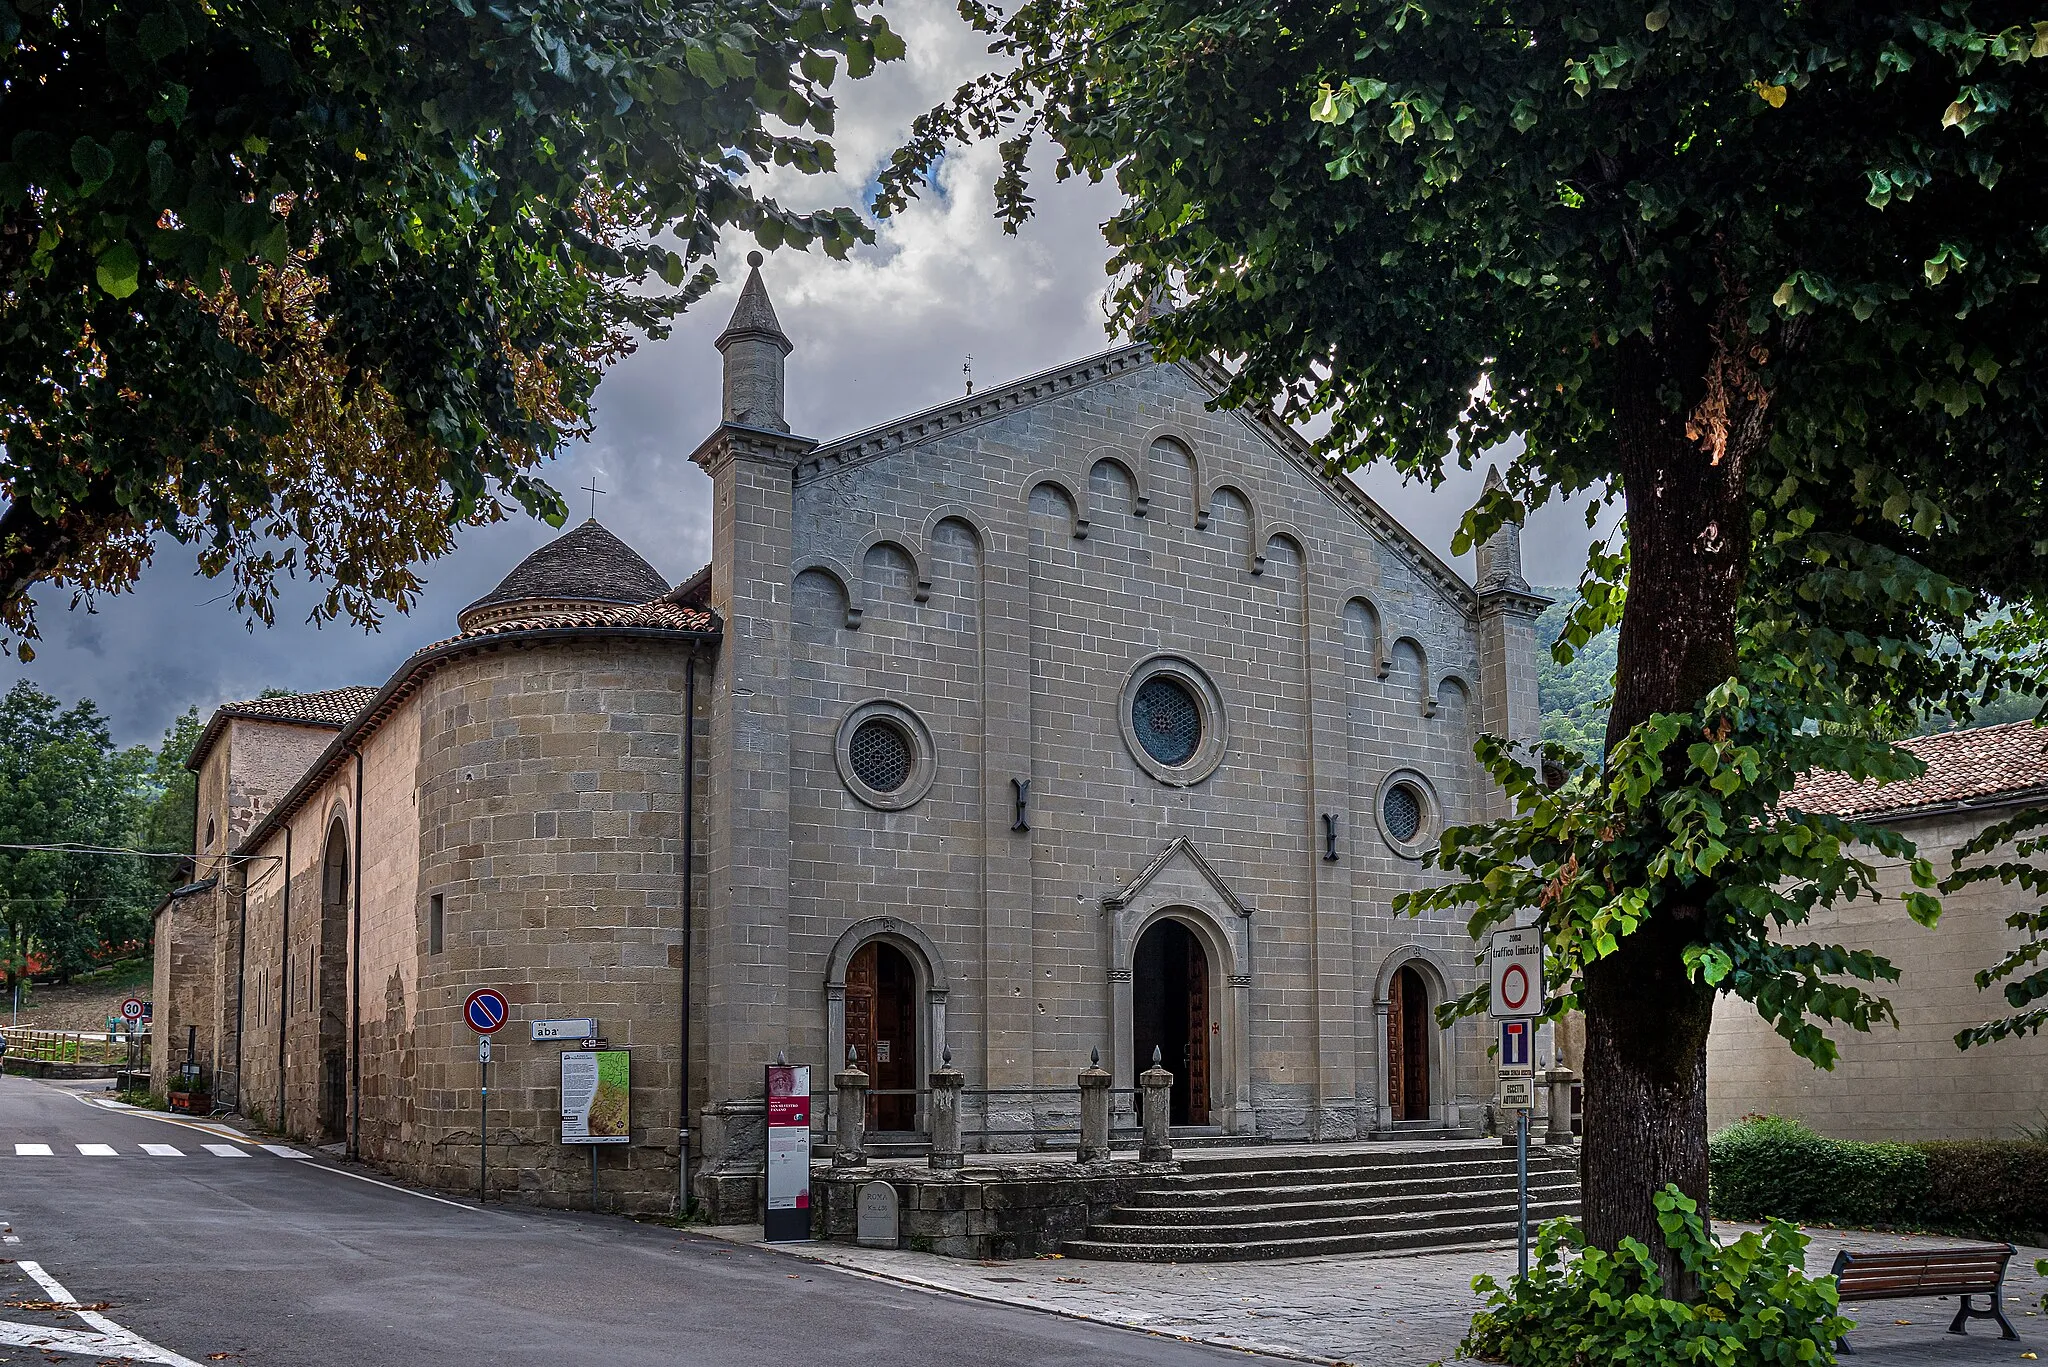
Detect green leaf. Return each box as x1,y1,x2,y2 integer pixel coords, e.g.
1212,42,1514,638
95,241,141,297
70,137,116,194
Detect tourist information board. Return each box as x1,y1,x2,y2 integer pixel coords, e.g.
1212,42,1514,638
561,1049,632,1144
1488,926,1544,1019
763,1062,812,1242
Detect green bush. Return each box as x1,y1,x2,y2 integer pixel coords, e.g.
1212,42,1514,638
1709,1116,2048,1242
1460,1186,1849,1367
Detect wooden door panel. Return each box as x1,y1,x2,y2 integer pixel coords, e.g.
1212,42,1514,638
1186,935,1209,1122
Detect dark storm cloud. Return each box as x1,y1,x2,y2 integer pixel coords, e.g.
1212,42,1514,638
1,0,1604,747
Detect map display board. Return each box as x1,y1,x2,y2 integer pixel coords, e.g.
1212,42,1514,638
561,1049,631,1144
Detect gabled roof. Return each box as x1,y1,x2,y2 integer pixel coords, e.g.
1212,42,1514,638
186,686,377,771
790,344,1477,613
1100,836,1253,918
459,519,672,628
1792,720,2048,822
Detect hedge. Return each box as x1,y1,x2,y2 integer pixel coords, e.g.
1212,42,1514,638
1710,1116,2048,1243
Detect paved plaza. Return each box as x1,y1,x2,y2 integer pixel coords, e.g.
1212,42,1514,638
709,1219,2048,1366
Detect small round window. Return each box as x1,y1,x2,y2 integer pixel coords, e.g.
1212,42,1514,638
1133,676,1201,766
1382,783,1423,843
849,718,912,794
834,700,937,811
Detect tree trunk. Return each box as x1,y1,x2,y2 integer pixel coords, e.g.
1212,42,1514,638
1580,303,1768,1291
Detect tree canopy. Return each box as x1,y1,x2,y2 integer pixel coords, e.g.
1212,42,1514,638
883,0,2048,1272
0,0,903,653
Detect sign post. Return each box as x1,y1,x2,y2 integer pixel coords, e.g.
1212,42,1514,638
763,1061,812,1242
1489,927,1543,1280
465,989,509,1203
119,998,143,1074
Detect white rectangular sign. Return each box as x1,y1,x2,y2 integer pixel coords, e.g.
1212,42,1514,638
1489,926,1544,1019
531,1018,596,1043
1498,1074,1535,1110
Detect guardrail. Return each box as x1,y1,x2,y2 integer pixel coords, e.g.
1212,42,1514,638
0,1025,150,1067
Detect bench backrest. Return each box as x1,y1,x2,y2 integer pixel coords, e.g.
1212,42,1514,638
1829,1245,2014,1299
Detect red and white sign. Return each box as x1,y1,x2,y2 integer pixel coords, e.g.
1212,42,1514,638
119,997,145,1022
763,1063,812,1242
1488,926,1544,1019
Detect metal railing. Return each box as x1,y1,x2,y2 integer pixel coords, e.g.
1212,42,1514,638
0,1025,150,1067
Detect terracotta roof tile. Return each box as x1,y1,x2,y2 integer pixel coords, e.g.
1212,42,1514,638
217,686,377,729
1791,720,2048,820
460,519,671,623
415,597,717,658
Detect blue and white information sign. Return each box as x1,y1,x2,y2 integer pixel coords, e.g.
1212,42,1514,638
1499,1018,1532,1074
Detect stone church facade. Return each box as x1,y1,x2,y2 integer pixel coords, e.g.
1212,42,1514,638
154,259,1545,1213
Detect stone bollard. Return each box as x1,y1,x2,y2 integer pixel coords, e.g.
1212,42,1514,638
1544,1066,1576,1146
835,1047,870,1168
1077,1048,1113,1163
929,1047,966,1173
1139,1046,1174,1163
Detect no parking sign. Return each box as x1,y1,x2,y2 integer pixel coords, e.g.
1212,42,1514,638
464,988,509,1035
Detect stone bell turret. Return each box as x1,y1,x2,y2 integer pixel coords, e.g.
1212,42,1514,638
1472,464,1548,815
1474,464,1530,594
714,251,793,432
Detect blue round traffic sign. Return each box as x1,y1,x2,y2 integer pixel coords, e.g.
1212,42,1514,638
464,988,510,1035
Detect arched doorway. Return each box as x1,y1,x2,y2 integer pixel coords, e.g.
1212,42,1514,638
845,941,918,1133
318,822,350,1142
1387,964,1431,1122
1132,918,1210,1126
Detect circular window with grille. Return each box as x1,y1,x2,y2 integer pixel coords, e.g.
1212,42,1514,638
1118,655,1228,785
1133,676,1202,766
1375,770,1439,859
835,701,937,810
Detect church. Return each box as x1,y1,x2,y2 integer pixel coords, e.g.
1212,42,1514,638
152,256,1547,1214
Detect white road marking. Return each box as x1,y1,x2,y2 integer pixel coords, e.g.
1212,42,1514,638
201,1143,247,1158
10,1258,207,1367
259,1144,306,1158
13,1143,51,1156
75,1143,118,1156
141,1143,184,1157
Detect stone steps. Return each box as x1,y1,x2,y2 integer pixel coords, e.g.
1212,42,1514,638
1062,1143,1580,1262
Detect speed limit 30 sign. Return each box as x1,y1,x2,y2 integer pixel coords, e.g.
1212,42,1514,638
1488,926,1544,1019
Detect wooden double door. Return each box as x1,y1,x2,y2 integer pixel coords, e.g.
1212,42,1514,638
845,941,919,1132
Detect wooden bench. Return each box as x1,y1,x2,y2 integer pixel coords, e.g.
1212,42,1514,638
1828,1243,2020,1353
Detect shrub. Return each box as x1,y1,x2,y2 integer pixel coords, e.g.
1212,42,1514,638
1709,1117,2048,1243
1460,1186,1849,1367
1710,1116,1926,1228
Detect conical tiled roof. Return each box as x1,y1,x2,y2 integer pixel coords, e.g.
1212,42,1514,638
459,520,671,630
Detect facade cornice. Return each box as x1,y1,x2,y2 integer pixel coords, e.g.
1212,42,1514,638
795,347,1153,485
690,422,818,477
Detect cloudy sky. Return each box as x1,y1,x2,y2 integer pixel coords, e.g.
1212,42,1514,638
4,0,1603,749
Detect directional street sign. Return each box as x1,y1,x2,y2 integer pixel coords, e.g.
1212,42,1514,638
464,988,510,1035
119,997,145,1022
1498,1018,1533,1074
1488,926,1544,1019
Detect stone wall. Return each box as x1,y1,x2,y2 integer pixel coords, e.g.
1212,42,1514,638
1706,803,2048,1140
812,1162,1169,1260
409,639,699,1210
149,893,214,1095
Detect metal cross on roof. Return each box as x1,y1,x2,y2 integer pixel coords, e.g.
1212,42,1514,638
580,476,606,519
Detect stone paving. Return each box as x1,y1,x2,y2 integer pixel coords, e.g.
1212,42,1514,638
702,1221,2048,1366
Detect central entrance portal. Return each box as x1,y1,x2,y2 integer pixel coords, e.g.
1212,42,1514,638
845,941,918,1132
1132,918,1210,1126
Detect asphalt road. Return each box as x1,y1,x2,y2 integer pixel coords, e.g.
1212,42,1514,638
0,1074,1246,1367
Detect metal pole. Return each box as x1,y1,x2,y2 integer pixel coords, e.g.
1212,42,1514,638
479,1054,488,1204
1516,1107,1530,1278
591,1142,599,1213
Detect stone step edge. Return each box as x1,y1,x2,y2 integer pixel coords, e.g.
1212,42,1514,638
1080,1201,1582,1246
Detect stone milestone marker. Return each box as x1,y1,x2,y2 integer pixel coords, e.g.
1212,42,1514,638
855,1180,899,1249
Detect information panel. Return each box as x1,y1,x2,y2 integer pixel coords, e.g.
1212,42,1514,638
561,1049,632,1144
763,1062,812,1243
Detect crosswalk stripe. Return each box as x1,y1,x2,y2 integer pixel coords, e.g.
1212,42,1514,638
201,1143,247,1158
140,1144,183,1157
75,1144,117,1157
258,1144,306,1159
13,1144,50,1157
